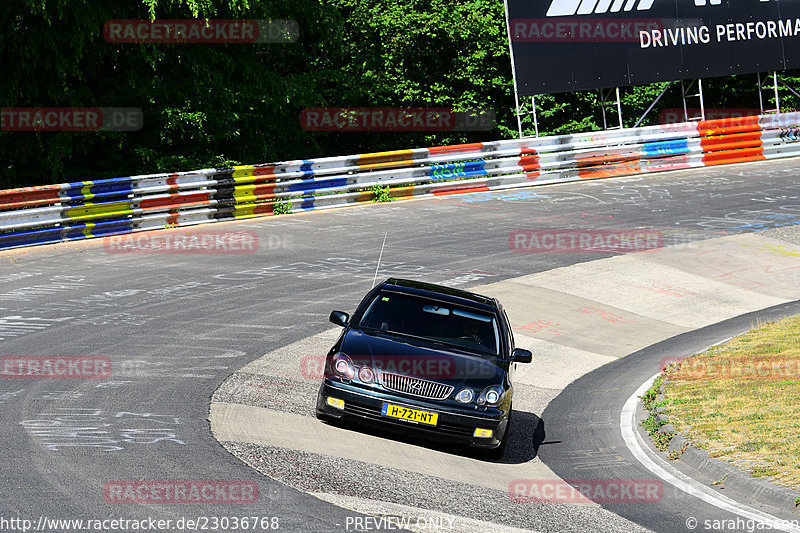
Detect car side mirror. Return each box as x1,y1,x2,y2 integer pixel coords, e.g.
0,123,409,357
511,348,532,363
329,310,349,328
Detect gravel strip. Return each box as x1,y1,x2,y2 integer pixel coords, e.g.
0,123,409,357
212,371,318,418
222,441,652,533
759,225,800,246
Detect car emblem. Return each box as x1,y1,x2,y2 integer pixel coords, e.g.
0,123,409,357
409,381,422,391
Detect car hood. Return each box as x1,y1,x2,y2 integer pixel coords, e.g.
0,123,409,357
340,329,505,387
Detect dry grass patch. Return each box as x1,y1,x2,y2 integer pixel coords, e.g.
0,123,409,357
661,315,800,492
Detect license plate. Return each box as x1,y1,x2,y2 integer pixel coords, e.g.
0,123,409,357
381,403,438,426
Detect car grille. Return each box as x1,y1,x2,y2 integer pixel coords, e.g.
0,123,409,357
380,372,454,400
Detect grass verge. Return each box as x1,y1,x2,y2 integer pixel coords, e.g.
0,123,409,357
659,314,800,492
640,375,674,451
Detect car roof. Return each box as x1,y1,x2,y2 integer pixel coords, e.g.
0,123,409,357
380,278,499,312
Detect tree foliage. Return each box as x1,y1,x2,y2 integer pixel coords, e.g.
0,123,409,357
1,0,798,188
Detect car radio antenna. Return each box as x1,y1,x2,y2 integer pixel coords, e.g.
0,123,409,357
372,230,388,288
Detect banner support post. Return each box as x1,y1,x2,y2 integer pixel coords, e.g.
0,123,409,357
599,87,623,130
633,82,673,128
503,0,527,138
758,72,782,114
681,80,705,122
777,77,800,101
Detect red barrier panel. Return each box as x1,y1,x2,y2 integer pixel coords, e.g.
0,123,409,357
699,117,764,166
702,147,765,166
0,185,61,210
139,191,216,211
428,143,485,155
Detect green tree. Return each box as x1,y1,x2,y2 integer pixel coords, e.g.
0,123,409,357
2,0,799,189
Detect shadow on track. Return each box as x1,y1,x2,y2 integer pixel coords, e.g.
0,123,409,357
319,408,557,465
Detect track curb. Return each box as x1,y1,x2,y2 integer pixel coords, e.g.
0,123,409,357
644,379,800,512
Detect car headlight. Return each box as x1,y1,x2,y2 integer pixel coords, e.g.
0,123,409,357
331,353,355,379
454,388,475,403
477,385,504,407
358,365,375,383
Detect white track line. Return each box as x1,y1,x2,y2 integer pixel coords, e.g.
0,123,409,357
621,375,800,533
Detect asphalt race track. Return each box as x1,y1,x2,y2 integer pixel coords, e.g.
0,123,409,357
540,300,800,533
2,158,800,532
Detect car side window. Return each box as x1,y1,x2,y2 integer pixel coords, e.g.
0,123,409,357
502,308,514,355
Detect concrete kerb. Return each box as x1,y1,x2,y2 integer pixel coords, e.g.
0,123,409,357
643,378,800,512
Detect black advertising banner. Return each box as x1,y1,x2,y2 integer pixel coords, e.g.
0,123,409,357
506,0,800,95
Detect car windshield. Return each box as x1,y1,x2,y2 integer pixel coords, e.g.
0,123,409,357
357,291,500,356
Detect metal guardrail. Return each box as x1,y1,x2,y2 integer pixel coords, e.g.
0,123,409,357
2,113,800,251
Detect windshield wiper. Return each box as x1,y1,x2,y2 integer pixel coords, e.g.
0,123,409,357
357,327,499,356
359,328,452,348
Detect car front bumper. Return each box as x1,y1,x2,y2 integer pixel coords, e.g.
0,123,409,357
315,379,508,449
